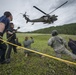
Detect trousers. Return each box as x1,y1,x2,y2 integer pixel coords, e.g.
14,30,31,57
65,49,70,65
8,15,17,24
0,42,7,62
55,46,76,59
6,40,17,59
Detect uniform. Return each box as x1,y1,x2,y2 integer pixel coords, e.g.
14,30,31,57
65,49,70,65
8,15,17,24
23,38,34,56
48,30,76,59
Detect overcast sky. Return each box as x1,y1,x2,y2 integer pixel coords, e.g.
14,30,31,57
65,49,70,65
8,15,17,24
0,0,76,32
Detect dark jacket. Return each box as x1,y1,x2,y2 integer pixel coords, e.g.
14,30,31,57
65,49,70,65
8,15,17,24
68,40,76,54
6,28,16,42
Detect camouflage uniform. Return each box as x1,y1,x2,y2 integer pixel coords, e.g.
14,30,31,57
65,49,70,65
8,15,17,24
48,30,76,59
23,37,34,56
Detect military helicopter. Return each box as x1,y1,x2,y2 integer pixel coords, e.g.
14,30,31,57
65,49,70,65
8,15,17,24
23,1,68,25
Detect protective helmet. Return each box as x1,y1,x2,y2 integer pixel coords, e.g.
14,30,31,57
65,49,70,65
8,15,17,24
51,30,58,36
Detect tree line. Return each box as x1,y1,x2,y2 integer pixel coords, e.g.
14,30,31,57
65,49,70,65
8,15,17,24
31,23,76,35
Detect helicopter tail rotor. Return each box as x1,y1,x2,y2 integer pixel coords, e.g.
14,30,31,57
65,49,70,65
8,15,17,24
23,12,29,18
22,12,30,23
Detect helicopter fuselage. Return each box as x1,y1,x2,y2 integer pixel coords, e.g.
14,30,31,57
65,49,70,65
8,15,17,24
23,14,58,24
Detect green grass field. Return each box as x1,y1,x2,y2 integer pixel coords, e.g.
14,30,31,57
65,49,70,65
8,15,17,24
0,33,76,75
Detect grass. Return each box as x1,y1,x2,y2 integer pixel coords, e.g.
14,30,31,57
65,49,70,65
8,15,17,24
0,33,76,75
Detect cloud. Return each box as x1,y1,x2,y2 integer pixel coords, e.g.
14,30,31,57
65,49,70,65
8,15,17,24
0,0,76,32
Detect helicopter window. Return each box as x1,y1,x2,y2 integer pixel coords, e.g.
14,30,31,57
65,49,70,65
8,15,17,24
43,16,48,21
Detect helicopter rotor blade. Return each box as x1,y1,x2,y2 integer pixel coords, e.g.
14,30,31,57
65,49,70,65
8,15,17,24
49,1,68,14
33,6,48,15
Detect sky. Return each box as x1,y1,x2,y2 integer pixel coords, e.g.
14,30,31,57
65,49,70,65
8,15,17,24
0,0,76,32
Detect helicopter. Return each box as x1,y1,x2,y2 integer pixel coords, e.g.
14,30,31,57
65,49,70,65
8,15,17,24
23,1,68,25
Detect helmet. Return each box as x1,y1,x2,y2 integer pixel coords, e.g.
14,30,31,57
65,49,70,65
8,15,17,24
51,30,58,36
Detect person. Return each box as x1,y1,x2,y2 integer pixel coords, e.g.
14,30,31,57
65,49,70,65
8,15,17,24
23,37,42,57
6,23,17,63
23,37,34,57
15,38,21,46
15,38,21,50
0,11,13,64
68,38,76,55
48,30,76,59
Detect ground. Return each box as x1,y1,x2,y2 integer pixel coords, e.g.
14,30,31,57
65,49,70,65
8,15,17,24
0,33,76,75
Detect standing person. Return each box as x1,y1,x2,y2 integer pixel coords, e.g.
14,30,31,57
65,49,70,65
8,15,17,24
6,23,17,63
48,30,76,59
23,37,34,57
68,38,76,55
0,11,13,64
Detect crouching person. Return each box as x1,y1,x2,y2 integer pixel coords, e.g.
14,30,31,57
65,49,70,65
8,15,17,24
23,37,34,57
48,30,76,60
